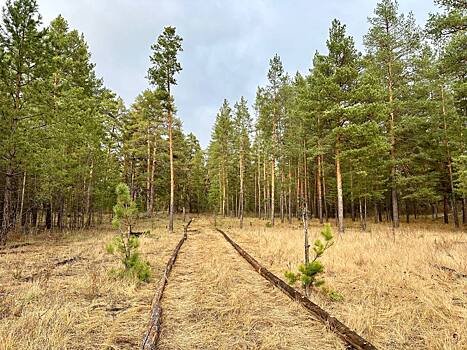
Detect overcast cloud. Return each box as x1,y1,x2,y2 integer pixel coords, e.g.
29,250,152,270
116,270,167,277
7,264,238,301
1,0,438,147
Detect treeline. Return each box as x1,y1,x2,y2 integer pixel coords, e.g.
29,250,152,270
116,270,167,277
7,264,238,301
0,0,207,244
207,0,466,232
1,0,465,244
0,0,124,244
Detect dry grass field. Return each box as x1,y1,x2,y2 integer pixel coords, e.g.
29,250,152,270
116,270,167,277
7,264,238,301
0,217,182,350
0,215,465,349
219,217,467,349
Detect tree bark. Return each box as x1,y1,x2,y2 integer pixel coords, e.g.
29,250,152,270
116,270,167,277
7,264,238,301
335,138,344,235
441,86,459,228
239,140,244,229
443,194,449,224
168,108,175,233
386,33,400,229
359,198,366,231
288,161,292,224
350,169,355,222
317,155,323,224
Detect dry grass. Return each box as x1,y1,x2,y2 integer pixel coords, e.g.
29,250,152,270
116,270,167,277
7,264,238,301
218,217,467,350
1,215,465,349
158,223,342,349
0,217,184,350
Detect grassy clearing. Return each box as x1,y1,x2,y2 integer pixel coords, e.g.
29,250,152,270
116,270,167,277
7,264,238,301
219,217,466,350
0,217,184,350
0,216,465,349
159,225,343,349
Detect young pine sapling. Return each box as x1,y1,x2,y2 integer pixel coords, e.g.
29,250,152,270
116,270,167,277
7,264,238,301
106,183,151,282
285,224,334,296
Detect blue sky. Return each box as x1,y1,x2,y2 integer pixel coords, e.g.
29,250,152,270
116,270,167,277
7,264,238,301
1,0,439,147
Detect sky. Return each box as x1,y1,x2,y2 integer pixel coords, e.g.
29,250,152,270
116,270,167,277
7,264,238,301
1,0,439,148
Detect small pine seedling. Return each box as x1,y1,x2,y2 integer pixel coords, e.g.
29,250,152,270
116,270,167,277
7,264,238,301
106,183,151,282
285,224,334,296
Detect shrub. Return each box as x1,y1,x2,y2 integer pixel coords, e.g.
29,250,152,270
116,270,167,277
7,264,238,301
106,183,151,282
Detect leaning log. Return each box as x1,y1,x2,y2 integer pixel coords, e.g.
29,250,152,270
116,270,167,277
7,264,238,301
141,219,193,350
216,228,377,350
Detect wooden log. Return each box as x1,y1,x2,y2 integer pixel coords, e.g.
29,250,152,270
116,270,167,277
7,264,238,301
216,228,377,350
141,219,193,350
433,264,467,279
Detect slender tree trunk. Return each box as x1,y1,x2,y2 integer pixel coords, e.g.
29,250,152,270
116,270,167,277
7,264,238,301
350,169,355,222
17,171,26,229
239,143,244,229
321,158,329,222
263,158,268,219
462,197,466,225
168,107,175,233
441,86,459,228
85,158,94,228
359,198,366,231
149,143,156,216
288,161,292,224
406,200,410,224
271,156,275,225
317,155,323,224
1,167,13,245
280,163,285,223
147,129,152,216
443,194,449,224
387,51,400,229
257,153,261,218
296,162,300,218
335,138,344,235
45,201,52,230
303,203,309,265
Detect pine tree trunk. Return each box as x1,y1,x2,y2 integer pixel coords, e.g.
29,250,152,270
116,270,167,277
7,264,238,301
149,144,156,216
462,197,466,225
85,158,94,228
303,204,309,265
359,198,366,231
263,158,268,219
239,143,244,229
387,52,400,229
288,161,292,224
350,169,355,222
280,163,285,223
257,153,261,218
17,171,26,229
271,157,275,226
335,139,344,235
406,200,410,224
168,107,175,233
146,131,152,217
441,86,459,228
317,155,323,224
296,162,300,218
1,167,13,245
321,158,329,222
443,194,449,224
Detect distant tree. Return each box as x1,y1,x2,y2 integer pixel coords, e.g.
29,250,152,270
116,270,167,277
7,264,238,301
147,26,183,233
233,97,252,228
364,0,421,229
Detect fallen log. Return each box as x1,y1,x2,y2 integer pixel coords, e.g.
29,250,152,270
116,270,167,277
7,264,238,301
216,228,377,350
433,264,467,279
141,218,193,350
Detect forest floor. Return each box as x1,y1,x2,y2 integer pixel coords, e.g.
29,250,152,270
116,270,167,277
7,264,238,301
0,216,465,349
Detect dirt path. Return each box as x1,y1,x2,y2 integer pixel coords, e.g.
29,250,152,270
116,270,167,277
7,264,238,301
158,225,343,349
